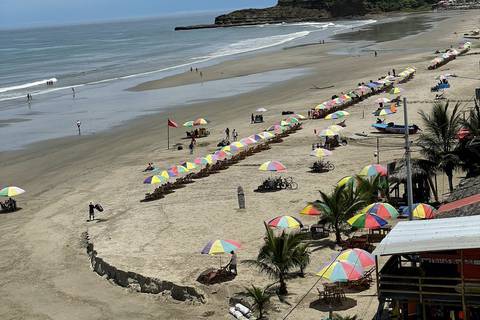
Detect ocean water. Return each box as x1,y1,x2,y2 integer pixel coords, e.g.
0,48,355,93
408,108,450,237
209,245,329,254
0,12,382,150
0,12,376,102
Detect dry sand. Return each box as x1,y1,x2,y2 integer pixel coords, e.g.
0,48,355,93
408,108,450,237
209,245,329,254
0,10,479,320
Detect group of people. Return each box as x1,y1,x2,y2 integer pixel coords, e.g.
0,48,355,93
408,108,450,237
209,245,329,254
224,128,238,141
250,114,264,123
0,198,17,212
189,67,203,78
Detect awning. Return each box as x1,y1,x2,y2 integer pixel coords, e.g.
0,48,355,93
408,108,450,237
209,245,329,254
373,215,480,256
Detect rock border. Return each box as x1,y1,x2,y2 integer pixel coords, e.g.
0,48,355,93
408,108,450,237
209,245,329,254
82,232,205,304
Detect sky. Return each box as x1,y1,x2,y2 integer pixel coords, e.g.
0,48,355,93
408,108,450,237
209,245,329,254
0,0,277,29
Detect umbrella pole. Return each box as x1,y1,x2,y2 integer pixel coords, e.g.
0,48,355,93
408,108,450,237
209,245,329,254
167,124,170,150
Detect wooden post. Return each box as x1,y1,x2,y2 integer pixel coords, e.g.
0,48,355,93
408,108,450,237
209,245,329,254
375,255,380,298
167,124,170,150
237,186,245,209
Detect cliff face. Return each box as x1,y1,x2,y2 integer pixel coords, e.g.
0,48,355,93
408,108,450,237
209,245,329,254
214,0,368,25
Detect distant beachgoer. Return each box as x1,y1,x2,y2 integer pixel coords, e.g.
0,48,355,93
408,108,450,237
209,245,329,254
227,251,237,274
89,202,95,221
374,51,378,57
190,67,193,72
232,129,238,141
200,71,203,78
76,120,81,135
392,69,396,77
195,68,198,73
189,141,194,154
251,113,254,123
225,128,230,140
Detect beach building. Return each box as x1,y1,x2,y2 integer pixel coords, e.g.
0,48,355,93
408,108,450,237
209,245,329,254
373,214,480,319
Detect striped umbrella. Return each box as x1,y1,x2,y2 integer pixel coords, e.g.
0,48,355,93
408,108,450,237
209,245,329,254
310,148,333,158
359,164,387,177
180,162,198,170
361,203,399,219
315,103,328,110
337,176,356,188
194,157,211,166
144,175,168,185
318,129,338,137
259,131,275,139
348,212,388,229
317,260,363,282
389,87,404,95
336,249,375,269
325,111,349,120
213,150,231,161
183,121,194,128
193,118,208,126
267,124,287,133
300,204,322,216
267,215,303,229
201,239,241,255
222,145,240,154
375,97,391,104
292,114,306,120
240,137,257,145
286,117,299,124
231,142,245,149
328,125,344,132
259,161,286,172
0,186,25,197
403,203,437,219
250,134,263,142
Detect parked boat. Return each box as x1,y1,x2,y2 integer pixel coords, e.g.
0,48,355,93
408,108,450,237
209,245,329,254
372,123,420,134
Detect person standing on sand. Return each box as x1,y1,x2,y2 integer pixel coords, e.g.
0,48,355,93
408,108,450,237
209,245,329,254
71,87,75,98
225,128,230,140
76,120,81,135
200,71,203,78
227,251,237,274
374,51,378,57
89,202,95,221
232,129,238,141
251,113,254,123
189,140,194,154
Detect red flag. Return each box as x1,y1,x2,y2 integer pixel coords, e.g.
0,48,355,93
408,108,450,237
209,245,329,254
168,119,178,128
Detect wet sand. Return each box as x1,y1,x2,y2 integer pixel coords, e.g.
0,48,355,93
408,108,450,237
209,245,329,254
0,9,479,320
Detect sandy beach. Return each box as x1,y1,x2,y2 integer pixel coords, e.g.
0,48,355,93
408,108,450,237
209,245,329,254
0,10,479,320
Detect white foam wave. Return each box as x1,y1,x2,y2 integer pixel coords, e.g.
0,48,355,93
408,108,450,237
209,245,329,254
0,78,57,94
206,31,311,59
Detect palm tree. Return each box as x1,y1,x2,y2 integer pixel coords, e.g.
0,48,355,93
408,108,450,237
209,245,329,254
244,285,273,319
458,100,480,177
293,242,310,277
355,174,389,204
418,101,462,192
318,185,365,244
244,224,309,295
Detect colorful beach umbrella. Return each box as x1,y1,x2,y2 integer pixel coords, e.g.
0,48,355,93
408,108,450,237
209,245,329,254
336,249,375,269
213,150,231,161
317,260,363,282
240,137,257,145
222,145,240,153
267,215,303,229
359,164,387,177
361,203,399,219
250,134,263,142
300,204,322,216
183,121,194,127
180,161,198,170
259,161,287,172
325,111,349,120
292,114,306,120
286,117,299,124
201,239,241,255
318,129,338,137
194,157,211,166
403,203,437,219
231,141,245,149
389,87,404,95
315,103,328,110
0,186,25,197
143,175,168,185
337,176,356,188
267,124,286,133
373,108,396,117
310,148,333,158
328,125,344,132
259,132,275,139
348,212,388,229
193,118,208,126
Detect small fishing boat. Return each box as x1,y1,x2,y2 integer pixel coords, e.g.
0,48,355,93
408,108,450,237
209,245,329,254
372,123,420,134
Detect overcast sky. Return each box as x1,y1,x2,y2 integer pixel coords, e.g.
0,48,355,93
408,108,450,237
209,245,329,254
0,0,277,29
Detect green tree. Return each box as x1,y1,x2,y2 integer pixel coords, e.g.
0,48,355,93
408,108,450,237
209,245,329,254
244,285,273,319
355,174,389,204
318,185,365,244
458,100,480,177
418,101,462,192
244,224,309,295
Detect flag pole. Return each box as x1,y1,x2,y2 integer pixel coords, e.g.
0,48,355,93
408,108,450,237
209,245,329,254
167,120,170,150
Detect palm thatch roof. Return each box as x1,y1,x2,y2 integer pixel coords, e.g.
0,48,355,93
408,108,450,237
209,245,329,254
439,175,480,218
389,158,436,183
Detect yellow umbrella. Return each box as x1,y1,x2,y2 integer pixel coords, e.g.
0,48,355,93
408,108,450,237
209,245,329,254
328,125,344,132
194,118,208,126
0,186,25,197
259,132,275,139
181,162,198,170
231,141,245,148
318,129,338,137
337,176,356,188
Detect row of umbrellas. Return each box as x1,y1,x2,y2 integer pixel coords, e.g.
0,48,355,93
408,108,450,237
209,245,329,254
183,118,208,128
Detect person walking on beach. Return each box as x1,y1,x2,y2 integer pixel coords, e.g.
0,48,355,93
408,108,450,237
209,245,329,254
89,202,95,221
225,128,230,140
199,71,203,78
71,87,75,98
251,113,254,124
232,129,238,141
392,68,396,77
227,251,237,275
374,51,378,57
76,120,81,135
189,140,194,154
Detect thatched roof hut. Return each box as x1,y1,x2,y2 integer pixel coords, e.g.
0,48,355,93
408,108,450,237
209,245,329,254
389,158,436,183
438,175,480,218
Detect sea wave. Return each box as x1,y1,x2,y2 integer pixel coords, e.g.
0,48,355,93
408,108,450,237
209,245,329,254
0,78,58,94
205,31,311,59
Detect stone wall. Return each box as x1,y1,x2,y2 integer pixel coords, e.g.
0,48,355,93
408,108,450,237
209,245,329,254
82,232,205,303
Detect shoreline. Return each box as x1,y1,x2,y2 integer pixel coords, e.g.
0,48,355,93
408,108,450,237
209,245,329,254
0,9,479,320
